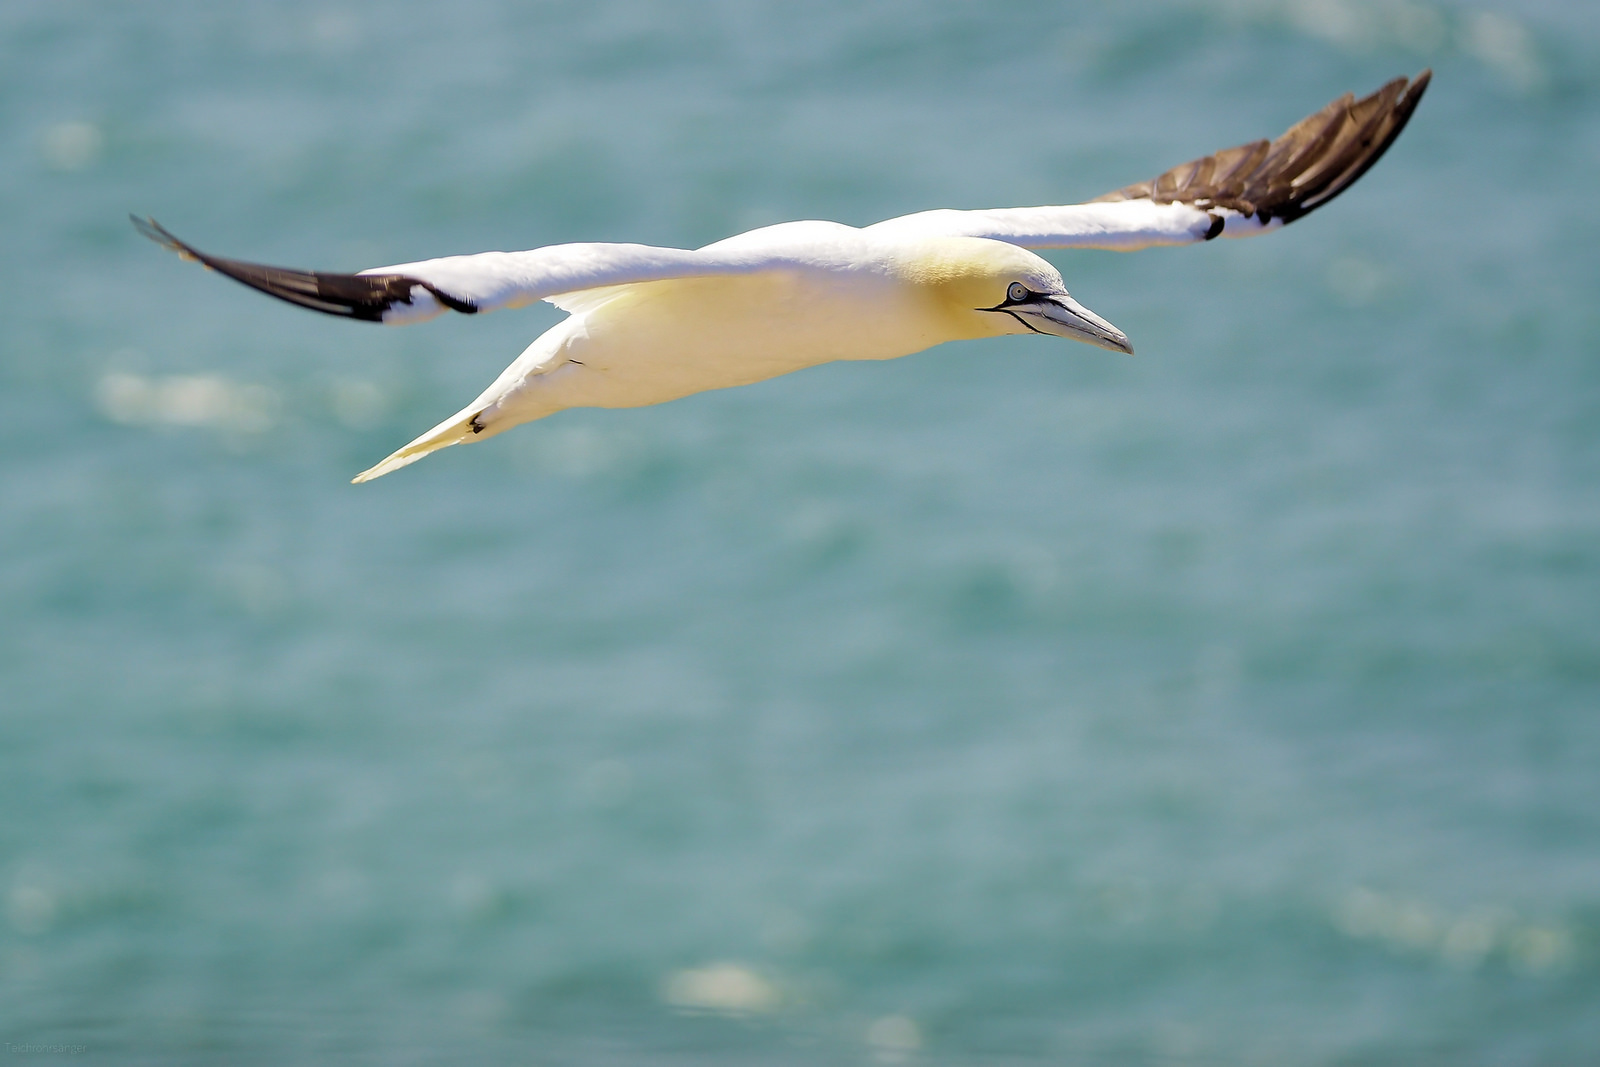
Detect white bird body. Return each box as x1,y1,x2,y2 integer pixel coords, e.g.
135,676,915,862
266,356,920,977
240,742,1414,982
497,257,920,414
133,72,1430,482
509,223,963,411
387,228,1095,481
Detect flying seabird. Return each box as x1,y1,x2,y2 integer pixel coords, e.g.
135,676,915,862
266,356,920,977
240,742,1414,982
135,72,1429,483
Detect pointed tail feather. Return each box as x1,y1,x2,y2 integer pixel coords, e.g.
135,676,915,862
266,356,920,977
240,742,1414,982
352,407,484,483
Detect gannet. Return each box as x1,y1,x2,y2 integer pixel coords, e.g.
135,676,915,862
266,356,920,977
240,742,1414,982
135,72,1428,483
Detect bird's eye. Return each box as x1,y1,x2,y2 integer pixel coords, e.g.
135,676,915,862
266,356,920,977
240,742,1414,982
1007,282,1029,303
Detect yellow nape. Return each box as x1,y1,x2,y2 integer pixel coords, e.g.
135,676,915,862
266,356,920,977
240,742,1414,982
895,237,1066,339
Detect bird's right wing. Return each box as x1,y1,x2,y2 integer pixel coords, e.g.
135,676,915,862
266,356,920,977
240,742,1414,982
866,70,1430,252
131,216,770,326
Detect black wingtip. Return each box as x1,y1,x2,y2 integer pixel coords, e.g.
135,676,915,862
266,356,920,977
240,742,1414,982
129,217,476,322
1092,71,1432,227
131,214,202,261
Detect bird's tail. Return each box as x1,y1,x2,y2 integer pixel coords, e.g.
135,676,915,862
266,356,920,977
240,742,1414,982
351,405,484,483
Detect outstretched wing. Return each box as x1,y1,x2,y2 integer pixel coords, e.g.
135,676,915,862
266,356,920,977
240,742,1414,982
131,216,762,326
866,70,1430,252
134,73,1428,321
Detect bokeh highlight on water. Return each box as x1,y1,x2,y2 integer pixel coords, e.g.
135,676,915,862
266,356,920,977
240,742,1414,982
3,1,1598,1063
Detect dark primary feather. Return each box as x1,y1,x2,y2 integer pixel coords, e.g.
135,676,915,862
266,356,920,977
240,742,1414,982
1093,70,1431,227
129,216,476,321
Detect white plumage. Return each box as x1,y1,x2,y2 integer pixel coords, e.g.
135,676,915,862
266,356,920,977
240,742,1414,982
134,72,1429,482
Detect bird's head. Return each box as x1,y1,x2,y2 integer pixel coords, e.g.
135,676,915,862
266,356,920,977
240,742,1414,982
899,237,1133,354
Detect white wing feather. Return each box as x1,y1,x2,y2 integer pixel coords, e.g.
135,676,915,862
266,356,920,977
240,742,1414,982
866,199,1275,250
357,201,1268,327
360,243,767,324
358,203,1261,327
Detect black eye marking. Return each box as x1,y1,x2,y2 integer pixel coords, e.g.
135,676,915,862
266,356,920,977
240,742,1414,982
980,282,1042,313
1002,309,1046,335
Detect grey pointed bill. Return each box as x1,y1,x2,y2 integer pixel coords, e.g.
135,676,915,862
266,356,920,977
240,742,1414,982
1012,293,1134,355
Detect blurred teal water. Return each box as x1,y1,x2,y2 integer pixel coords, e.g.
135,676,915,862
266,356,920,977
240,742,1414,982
3,1,1599,1063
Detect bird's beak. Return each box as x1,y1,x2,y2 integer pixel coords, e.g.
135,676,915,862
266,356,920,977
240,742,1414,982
1008,293,1134,355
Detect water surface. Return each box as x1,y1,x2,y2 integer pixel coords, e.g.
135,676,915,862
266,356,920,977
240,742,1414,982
2,2,1598,1063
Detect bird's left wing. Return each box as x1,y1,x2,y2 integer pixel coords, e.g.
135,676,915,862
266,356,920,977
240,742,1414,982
131,216,765,326
866,71,1429,252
